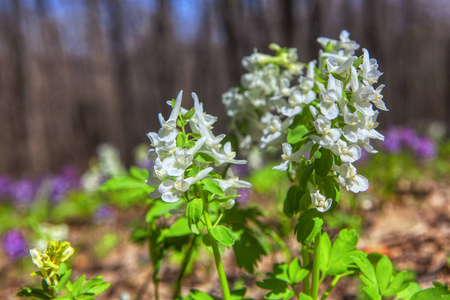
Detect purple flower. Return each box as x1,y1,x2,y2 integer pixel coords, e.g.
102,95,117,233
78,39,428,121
0,176,12,199
94,205,116,223
60,165,81,189
137,159,154,171
2,230,28,260
232,165,248,177
413,137,437,159
9,179,37,206
382,128,402,153
49,176,71,203
236,188,252,205
399,127,419,148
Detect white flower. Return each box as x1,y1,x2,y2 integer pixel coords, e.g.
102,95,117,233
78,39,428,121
208,141,247,166
299,60,316,93
156,90,183,143
311,115,341,147
151,167,214,203
337,163,369,193
359,48,382,85
161,137,207,177
273,141,313,171
213,174,252,194
325,56,356,75
331,140,361,163
220,199,236,211
260,114,293,148
317,75,343,120
357,112,384,141
192,93,226,148
311,190,332,212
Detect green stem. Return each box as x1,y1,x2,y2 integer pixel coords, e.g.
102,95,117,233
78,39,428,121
301,244,310,295
320,273,348,300
174,235,197,299
204,210,231,300
264,227,291,262
311,234,321,300
148,223,160,300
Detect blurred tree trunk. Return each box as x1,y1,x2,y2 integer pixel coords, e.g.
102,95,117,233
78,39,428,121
219,0,242,84
104,0,132,164
33,0,74,172
4,0,29,175
280,0,295,46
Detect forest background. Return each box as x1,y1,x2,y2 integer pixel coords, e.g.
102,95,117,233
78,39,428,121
1,0,449,175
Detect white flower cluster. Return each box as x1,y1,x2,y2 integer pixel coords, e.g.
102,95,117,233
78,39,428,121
147,91,250,203
222,30,388,212
222,44,304,150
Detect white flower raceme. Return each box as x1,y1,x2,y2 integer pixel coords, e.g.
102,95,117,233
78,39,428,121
223,30,387,196
148,91,250,203
311,190,333,212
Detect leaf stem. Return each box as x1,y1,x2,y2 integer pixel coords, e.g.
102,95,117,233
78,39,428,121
320,273,348,300
311,233,321,300
301,244,311,295
204,209,231,300
174,235,197,299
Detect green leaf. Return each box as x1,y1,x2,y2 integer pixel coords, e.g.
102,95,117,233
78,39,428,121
288,258,309,285
299,164,314,190
194,152,216,164
256,277,294,300
100,173,153,206
314,148,334,177
283,185,304,217
209,225,234,246
299,192,312,211
324,41,334,52
287,125,309,144
326,229,359,276
187,198,203,224
83,282,110,295
79,276,110,295
299,293,314,300
183,289,217,300
184,107,195,119
164,218,192,238
272,263,290,283
56,269,72,293
376,256,393,294
319,232,332,274
71,275,86,296
363,286,382,300
352,251,377,285
411,283,450,300
15,287,52,299
201,178,225,196
233,230,266,273
322,176,340,212
295,208,324,244
146,201,183,222
383,271,407,297
353,55,364,68
395,282,421,299
129,166,149,181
